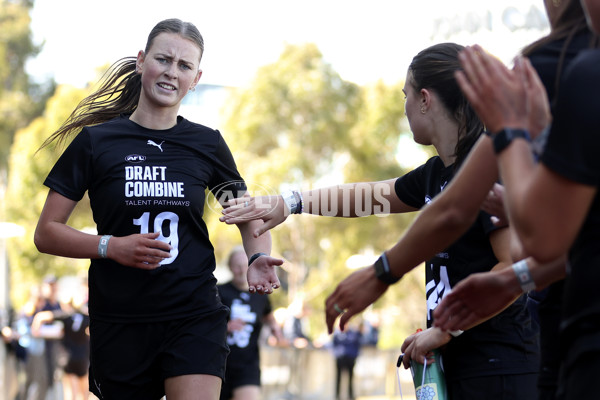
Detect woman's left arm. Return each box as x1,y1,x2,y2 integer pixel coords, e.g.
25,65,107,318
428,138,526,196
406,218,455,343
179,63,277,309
237,219,283,294
497,142,596,262
455,45,597,262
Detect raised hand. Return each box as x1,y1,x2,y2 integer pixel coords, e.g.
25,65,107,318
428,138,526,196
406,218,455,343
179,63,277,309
455,45,529,133
520,56,551,138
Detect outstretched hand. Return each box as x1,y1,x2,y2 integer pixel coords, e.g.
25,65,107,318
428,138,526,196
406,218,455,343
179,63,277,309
220,195,289,237
433,268,521,332
247,255,284,294
108,232,173,270
324,266,390,334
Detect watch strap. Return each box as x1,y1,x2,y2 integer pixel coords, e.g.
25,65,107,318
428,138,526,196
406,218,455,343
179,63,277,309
373,252,400,284
492,128,531,154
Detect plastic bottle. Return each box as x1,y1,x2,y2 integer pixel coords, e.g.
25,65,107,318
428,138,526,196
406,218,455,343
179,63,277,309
409,348,447,400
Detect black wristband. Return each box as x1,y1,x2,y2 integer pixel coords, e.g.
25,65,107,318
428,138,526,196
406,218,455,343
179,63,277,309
373,253,400,284
492,128,531,154
248,252,267,266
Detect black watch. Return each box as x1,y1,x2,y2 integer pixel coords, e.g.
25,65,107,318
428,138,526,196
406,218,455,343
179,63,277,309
373,253,400,284
492,128,531,154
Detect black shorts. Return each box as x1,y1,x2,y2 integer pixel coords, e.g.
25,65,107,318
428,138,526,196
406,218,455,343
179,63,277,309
64,357,89,377
89,306,229,400
220,360,261,400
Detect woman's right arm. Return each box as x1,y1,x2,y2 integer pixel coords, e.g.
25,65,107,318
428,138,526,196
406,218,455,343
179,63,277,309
325,136,501,332
35,189,171,269
220,179,417,237
384,135,499,276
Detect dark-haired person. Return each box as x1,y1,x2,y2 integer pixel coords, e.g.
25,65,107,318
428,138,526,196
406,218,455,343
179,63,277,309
218,246,283,400
221,43,540,399
437,0,600,397
34,18,282,400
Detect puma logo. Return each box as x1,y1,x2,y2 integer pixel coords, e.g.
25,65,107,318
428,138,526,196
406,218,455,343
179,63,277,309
147,140,164,152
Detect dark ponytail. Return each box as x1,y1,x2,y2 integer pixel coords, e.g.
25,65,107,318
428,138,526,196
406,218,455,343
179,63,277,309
409,42,484,170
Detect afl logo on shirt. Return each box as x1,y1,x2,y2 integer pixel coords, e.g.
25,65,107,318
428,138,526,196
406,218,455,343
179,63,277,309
125,154,146,163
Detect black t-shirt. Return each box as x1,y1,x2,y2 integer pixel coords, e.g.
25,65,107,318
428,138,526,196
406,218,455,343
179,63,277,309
217,282,272,366
395,156,539,381
44,115,246,322
525,29,597,387
54,311,90,361
540,49,600,343
527,29,594,109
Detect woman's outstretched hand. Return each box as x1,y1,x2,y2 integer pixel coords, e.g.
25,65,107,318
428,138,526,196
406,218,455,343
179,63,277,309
325,266,390,334
433,268,520,332
220,195,289,237
247,255,284,294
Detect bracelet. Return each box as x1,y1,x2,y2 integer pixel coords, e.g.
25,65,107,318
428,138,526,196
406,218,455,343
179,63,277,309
281,190,303,214
248,252,267,266
292,190,304,214
449,329,464,337
97,235,112,259
512,259,536,292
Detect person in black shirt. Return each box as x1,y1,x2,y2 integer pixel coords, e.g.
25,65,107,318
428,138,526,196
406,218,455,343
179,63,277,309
221,43,540,400
34,18,282,400
438,0,600,397
32,291,90,400
36,275,64,399
332,325,362,400
218,246,283,400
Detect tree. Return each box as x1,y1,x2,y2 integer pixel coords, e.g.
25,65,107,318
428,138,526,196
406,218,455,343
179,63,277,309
5,84,91,307
0,0,55,308
211,44,426,347
0,0,55,169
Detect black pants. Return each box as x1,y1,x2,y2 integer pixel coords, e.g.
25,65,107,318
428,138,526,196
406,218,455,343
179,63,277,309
335,355,357,400
447,373,538,400
557,349,600,399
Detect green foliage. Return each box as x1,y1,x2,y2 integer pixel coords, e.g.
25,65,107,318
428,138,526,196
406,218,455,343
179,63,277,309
213,43,427,347
6,84,92,307
223,43,361,185
0,0,54,168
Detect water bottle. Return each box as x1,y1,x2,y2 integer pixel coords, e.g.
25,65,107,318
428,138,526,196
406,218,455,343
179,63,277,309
409,348,447,400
